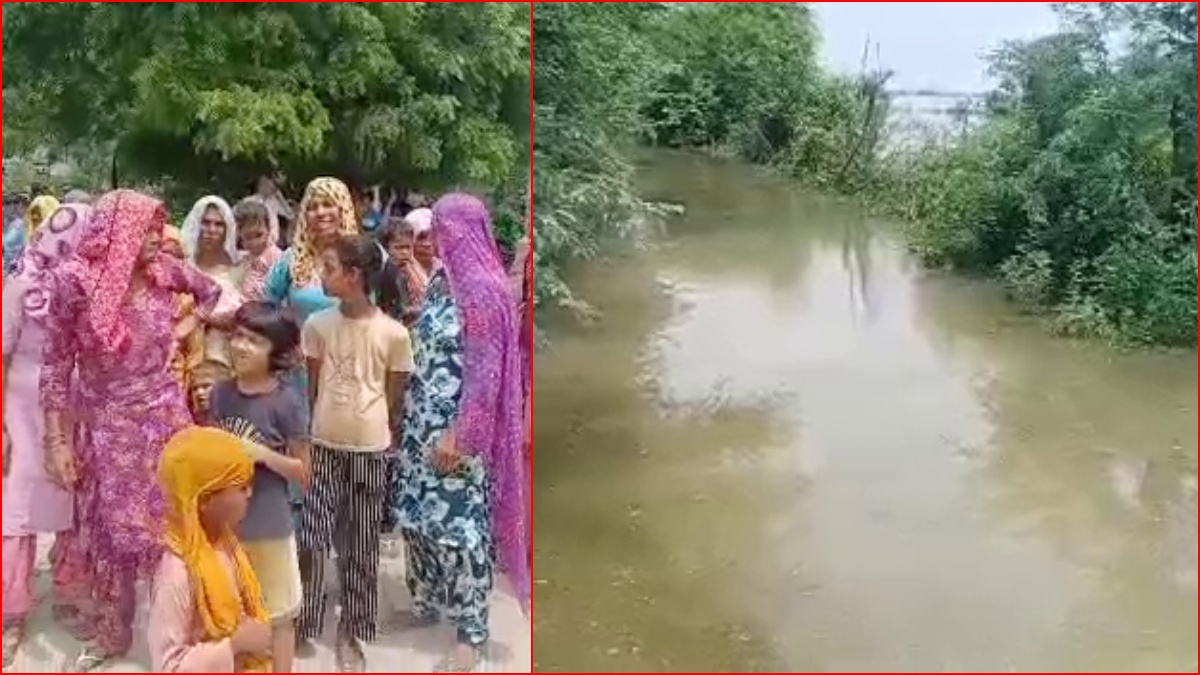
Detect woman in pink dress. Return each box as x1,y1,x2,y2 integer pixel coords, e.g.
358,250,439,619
505,235,533,559
2,204,91,668
40,190,222,671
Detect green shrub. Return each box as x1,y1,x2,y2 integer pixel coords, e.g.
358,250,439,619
873,3,1197,348
1000,248,1055,310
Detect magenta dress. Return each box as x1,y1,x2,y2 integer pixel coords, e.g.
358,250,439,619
40,257,220,656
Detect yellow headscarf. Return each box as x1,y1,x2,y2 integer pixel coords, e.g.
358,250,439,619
162,223,191,266
163,223,183,250
26,196,61,239
159,427,271,672
163,224,200,396
289,177,359,286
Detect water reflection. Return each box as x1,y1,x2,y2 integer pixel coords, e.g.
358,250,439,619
914,277,1198,671
534,151,1197,672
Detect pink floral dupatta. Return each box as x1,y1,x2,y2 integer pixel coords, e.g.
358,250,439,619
11,204,94,326
75,190,170,353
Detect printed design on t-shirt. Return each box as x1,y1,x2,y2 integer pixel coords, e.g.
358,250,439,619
219,416,267,448
325,342,385,415
325,348,359,411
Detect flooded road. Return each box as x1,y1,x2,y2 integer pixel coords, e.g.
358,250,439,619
532,152,1197,673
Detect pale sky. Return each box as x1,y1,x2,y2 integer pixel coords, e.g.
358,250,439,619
812,2,1061,92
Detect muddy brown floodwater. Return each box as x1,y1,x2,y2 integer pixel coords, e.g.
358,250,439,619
532,151,1197,673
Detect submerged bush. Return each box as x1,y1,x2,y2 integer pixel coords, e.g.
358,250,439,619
1000,248,1055,311
875,3,1197,347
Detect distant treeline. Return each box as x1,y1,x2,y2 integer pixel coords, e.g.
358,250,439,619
535,2,1197,347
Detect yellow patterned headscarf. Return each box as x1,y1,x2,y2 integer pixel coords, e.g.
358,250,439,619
289,177,359,286
162,223,185,258
26,196,60,239
159,427,271,672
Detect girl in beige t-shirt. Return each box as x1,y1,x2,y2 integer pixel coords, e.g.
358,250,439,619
295,234,413,671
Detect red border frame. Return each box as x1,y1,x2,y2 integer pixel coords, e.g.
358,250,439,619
4,1,1199,673
0,2,536,673
524,2,1197,674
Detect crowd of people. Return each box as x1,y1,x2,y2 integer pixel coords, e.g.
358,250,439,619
2,176,532,673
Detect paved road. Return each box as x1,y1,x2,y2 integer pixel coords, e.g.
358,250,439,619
3,536,531,673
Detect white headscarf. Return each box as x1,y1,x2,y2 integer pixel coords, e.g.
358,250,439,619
62,190,93,205
404,207,433,235
402,207,437,286
181,196,238,263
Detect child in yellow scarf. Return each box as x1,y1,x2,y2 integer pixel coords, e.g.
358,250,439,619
148,427,273,672
25,195,60,239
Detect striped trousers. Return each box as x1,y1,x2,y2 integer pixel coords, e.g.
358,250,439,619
296,446,388,642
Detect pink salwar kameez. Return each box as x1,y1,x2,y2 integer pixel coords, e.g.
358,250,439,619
3,204,91,632
40,191,222,658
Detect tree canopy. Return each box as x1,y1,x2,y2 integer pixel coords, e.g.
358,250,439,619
882,2,1197,346
532,3,661,312
3,2,529,203
533,3,868,314
535,2,1196,347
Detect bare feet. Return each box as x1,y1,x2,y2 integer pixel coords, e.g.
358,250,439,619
386,610,439,632
335,634,366,673
294,633,316,659
2,623,24,669
434,644,483,673
52,605,93,643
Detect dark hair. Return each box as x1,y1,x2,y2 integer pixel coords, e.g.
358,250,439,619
377,216,414,248
233,199,270,230
330,233,385,296
233,302,301,372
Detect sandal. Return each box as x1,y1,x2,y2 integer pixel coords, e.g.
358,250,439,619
433,646,484,673
67,648,110,673
380,536,404,560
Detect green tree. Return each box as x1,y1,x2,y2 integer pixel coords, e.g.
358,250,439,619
532,3,660,312
535,2,1195,346
3,2,529,202
532,3,869,315
638,3,877,189
643,4,819,152
883,2,1197,346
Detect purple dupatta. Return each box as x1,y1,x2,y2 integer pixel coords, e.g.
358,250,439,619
432,193,530,607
